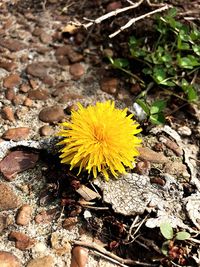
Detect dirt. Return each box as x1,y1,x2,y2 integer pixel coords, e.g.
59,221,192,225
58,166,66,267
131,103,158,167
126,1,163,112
0,0,200,267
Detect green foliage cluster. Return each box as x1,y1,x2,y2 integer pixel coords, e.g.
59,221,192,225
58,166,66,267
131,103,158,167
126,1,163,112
160,221,190,256
109,8,200,124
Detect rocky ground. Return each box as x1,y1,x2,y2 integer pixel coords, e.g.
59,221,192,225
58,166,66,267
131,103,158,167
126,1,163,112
0,0,200,267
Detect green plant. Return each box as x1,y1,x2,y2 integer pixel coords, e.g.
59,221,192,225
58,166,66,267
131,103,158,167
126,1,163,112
136,98,166,124
108,8,200,123
160,221,191,256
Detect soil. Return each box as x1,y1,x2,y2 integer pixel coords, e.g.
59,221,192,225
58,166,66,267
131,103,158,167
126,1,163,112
0,0,200,267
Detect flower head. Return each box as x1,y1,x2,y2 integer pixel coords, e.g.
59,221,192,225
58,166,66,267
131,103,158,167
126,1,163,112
57,101,141,180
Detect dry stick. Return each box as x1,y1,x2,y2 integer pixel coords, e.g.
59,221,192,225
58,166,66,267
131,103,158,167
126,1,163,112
91,250,129,267
83,0,144,29
109,4,171,38
72,240,157,266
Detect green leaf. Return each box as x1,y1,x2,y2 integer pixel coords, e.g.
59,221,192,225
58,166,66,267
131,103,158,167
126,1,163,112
153,67,166,83
187,86,198,102
177,55,200,69
161,240,170,256
160,221,174,239
150,100,166,114
181,79,199,102
161,53,172,63
136,99,150,115
167,7,177,18
177,36,190,50
142,67,152,75
190,28,200,41
129,36,138,46
175,231,191,241
192,45,200,56
150,113,165,125
113,58,129,69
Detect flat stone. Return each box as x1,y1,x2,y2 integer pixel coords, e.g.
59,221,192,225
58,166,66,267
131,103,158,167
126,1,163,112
55,45,83,63
0,183,21,211
39,106,65,123
27,256,54,267
69,63,85,79
0,38,26,52
2,127,30,141
1,106,15,122
26,63,47,79
26,63,53,85
58,93,83,103
40,32,52,44
8,231,35,250
137,147,168,163
0,150,39,181
28,89,49,100
0,251,21,267
0,61,17,71
52,82,71,97
164,161,190,178
3,74,21,89
16,204,33,226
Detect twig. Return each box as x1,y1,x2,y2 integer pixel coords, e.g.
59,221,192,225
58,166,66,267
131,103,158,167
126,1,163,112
138,236,161,253
82,205,109,210
191,70,198,85
125,215,140,242
109,4,171,38
82,0,144,29
91,250,129,267
128,215,148,243
72,240,157,266
188,237,200,244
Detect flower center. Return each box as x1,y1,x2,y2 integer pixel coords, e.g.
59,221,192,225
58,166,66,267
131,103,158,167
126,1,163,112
93,125,105,143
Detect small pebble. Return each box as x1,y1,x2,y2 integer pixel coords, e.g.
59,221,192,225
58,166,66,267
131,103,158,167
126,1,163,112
100,78,119,94
3,74,21,89
16,204,33,226
178,126,192,136
23,98,33,107
69,63,85,79
8,231,35,250
39,125,54,136
1,106,15,122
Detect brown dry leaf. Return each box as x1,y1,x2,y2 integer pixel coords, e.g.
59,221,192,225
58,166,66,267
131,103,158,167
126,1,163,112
62,24,78,34
76,185,101,201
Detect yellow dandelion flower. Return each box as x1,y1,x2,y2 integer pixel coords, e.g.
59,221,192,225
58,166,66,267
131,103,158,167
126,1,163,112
57,101,142,181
